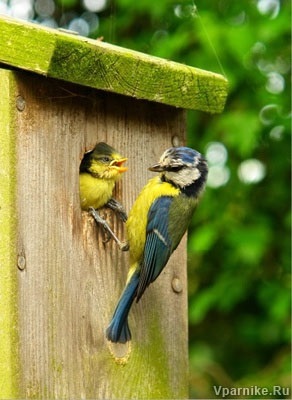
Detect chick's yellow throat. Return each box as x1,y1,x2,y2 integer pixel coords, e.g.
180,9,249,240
80,173,117,210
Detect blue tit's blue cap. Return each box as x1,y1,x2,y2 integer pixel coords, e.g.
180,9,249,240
164,146,201,164
149,146,204,172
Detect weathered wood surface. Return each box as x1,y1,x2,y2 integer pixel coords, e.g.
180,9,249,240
0,69,189,398
0,68,20,398
0,15,228,113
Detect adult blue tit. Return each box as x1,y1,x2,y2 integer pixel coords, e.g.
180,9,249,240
79,142,128,248
106,146,208,343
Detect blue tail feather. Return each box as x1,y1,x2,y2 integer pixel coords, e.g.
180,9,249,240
106,273,139,343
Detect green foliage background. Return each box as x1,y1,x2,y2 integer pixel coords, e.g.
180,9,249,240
30,0,292,397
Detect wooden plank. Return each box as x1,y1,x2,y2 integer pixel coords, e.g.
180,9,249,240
0,15,228,113
11,70,189,398
0,71,21,396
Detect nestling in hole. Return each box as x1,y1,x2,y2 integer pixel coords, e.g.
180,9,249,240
79,142,128,250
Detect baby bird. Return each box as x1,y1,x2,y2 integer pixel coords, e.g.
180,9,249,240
79,142,128,248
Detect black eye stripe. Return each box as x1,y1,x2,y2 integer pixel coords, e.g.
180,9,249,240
165,165,184,172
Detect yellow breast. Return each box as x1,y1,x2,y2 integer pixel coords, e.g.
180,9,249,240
79,172,116,210
126,176,179,264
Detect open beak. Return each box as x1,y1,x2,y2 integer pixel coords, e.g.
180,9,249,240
111,158,128,173
148,163,164,172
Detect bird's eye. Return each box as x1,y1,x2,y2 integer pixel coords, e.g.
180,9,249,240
100,156,111,163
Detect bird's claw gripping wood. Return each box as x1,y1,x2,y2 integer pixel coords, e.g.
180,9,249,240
106,198,128,222
88,207,129,251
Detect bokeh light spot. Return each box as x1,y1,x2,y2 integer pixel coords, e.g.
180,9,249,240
259,104,279,125
265,72,285,94
257,0,280,19
207,165,230,188
83,0,107,13
205,142,228,166
81,11,99,33
269,125,284,141
238,159,266,184
174,3,197,19
10,0,34,20
68,17,89,36
35,0,55,17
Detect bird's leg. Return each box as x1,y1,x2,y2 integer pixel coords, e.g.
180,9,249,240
106,198,128,222
88,207,129,251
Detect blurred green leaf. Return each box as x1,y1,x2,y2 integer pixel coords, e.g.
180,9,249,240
55,0,78,8
188,224,218,253
226,224,272,264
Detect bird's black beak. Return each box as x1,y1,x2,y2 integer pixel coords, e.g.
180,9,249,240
148,163,165,172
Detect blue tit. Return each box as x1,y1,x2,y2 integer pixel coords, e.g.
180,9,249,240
106,146,208,343
79,142,128,248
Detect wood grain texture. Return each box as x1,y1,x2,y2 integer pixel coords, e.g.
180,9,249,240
0,70,21,398
0,15,228,113
11,70,189,398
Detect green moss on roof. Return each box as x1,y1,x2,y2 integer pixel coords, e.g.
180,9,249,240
0,15,228,112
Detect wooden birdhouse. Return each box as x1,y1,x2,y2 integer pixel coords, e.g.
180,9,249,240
0,16,227,398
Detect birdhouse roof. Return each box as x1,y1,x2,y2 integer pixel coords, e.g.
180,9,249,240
0,15,228,112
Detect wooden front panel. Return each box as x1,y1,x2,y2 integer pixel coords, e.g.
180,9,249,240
13,71,188,398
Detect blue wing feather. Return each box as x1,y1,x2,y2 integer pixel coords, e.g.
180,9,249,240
106,272,139,343
136,196,173,301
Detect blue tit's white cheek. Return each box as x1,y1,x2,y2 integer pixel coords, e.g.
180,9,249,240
165,167,201,188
